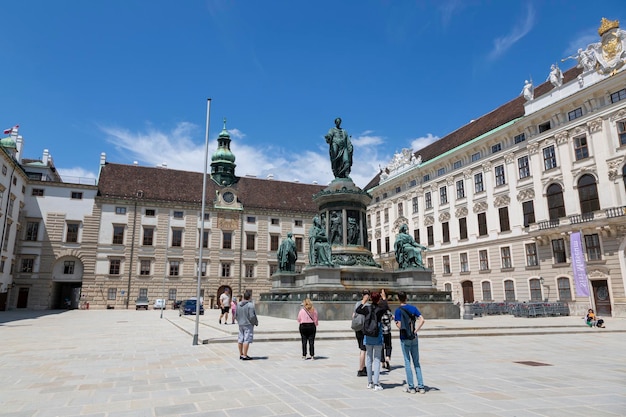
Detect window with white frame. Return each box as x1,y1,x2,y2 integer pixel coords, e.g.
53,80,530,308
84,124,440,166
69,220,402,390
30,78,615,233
573,135,589,160
112,225,125,244
384,208,389,223
568,107,582,121
173,211,184,219
21,258,34,273
456,179,465,199
500,246,512,269
474,172,484,192
25,221,39,241
518,155,530,178
270,234,279,251
109,259,121,275
142,227,154,246
412,196,418,213
439,186,448,205
453,160,462,169
245,263,255,278
481,281,492,300
246,233,255,250
494,164,506,186
66,223,79,243
557,277,572,301
504,280,516,301
140,260,151,275
221,262,231,277
471,152,481,162
530,278,542,301
398,202,403,217
171,228,183,247
459,217,468,240
610,88,626,103
491,143,502,153
552,238,566,264
442,222,450,243
525,243,538,266
617,120,626,146
584,233,602,260
107,288,117,300
223,231,232,249
459,252,469,272
479,250,489,271
442,255,450,274
514,133,526,143
115,206,127,215
543,145,557,170
425,192,432,209
168,288,177,301
169,260,180,276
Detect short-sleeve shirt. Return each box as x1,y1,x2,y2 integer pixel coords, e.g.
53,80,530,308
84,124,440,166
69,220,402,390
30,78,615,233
394,304,421,340
220,292,230,308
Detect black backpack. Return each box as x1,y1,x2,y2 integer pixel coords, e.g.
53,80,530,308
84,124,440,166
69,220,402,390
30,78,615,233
399,307,416,340
362,305,380,337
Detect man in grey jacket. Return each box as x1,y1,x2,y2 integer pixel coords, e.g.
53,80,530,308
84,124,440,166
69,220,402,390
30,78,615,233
235,290,258,360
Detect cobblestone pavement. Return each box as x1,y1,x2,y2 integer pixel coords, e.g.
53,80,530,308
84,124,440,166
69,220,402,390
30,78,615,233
1,308,625,417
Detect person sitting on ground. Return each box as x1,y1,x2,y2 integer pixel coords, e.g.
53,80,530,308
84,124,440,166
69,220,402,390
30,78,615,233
585,308,596,327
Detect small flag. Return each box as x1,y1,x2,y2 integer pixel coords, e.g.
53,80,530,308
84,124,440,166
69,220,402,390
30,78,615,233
3,125,19,135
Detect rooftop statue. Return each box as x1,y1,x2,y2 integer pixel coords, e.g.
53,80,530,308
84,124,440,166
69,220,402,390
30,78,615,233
562,46,598,72
325,117,353,179
521,79,534,101
394,223,428,269
277,232,297,272
547,64,564,88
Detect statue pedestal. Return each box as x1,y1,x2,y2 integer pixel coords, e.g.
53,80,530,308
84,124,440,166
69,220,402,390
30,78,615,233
259,175,459,319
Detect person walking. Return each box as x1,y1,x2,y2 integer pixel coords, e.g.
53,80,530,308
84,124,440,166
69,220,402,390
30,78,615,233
353,289,370,377
235,290,258,360
297,298,319,359
219,288,231,325
355,291,389,391
230,294,240,324
394,291,426,394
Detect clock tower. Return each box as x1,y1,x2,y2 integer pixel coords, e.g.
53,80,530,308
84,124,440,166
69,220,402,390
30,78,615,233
210,118,238,187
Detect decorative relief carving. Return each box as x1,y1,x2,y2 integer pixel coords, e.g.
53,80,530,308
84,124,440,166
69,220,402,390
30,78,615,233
555,131,569,144
473,201,488,213
375,229,381,239
494,195,511,208
609,109,626,122
586,117,603,133
438,212,450,222
217,213,239,230
516,188,535,201
504,153,515,164
541,173,563,186
571,165,597,180
542,137,555,146
607,157,624,181
527,143,539,154
446,176,455,186
571,125,588,137
393,216,408,230
424,215,434,226
463,169,472,179
482,161,492,172
455,206,468,217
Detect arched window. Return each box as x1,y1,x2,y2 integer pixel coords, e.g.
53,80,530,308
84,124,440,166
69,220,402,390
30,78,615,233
529,278,542,301
481,281,492,301
577,174,600,214
444,282,452,292
557,277,572,301
504,280,516,301
547,184,566,220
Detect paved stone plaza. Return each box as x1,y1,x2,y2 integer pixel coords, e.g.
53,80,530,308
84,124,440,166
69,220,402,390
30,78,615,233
1,308,625,417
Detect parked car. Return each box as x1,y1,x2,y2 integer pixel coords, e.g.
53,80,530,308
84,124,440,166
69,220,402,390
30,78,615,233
173,300,183,310
153,299,166,309
179,299,204,316
135,296,149,310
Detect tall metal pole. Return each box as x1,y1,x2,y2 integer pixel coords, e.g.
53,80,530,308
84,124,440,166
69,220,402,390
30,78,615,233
194,98,211,345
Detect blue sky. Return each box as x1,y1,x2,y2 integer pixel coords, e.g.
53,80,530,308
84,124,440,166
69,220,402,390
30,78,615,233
1,1,624,188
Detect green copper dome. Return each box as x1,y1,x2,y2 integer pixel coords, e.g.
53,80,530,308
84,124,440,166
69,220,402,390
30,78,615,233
0,137,16,149
211,118,236,163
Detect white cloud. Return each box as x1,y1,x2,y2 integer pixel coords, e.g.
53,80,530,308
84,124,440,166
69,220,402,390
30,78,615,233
488,3,535,60
563,29,598,59
410,133,440,151
58,167,98,184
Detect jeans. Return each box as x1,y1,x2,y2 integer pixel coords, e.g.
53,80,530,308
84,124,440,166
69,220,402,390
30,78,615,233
365,344,383,385
299,323,316,357
400,337,424,389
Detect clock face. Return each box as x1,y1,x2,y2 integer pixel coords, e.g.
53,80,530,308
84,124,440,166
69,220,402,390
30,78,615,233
223,192,234,203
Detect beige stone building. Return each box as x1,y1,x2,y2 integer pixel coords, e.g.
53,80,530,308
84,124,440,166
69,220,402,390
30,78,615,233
365,22,626,317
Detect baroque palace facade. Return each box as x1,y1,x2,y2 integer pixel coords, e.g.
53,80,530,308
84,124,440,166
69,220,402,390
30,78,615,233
8,123,323,310
365,19,626,317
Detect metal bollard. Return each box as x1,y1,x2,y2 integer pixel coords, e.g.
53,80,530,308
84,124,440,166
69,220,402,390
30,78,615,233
463,303,474,320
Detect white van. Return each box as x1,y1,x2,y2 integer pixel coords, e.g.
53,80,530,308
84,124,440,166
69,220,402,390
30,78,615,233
153,299,166,309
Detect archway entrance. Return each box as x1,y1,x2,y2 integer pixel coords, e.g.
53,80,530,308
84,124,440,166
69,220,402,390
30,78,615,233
216,285,234,310
461,280,475,303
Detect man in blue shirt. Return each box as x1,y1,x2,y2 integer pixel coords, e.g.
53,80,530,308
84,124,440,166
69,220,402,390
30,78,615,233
394,291,426,394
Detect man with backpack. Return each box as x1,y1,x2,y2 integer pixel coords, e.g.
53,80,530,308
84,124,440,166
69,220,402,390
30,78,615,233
394,291,426,394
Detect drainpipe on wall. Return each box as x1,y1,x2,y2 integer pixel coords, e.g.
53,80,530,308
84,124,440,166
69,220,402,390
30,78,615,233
125,199,138,309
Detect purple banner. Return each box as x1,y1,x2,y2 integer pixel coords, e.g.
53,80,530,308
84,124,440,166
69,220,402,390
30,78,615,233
570,232,590,297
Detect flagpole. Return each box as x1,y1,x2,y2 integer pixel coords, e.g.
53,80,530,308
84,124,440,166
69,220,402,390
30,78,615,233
193,98,211,346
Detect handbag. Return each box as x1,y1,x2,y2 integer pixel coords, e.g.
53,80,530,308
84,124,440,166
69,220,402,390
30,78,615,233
351,313,365,331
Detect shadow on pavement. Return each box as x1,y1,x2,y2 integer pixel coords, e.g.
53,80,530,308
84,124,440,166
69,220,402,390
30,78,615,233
0,309,68,324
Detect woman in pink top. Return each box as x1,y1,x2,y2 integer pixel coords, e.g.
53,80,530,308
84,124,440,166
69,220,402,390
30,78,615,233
297,298,319,359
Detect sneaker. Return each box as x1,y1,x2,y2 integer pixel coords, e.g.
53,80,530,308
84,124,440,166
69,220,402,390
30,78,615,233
373,384,384,391
302,356,307,360
405,387,416,394
357,369,367,377
418,387,426,394
367,383,373,389
242,356,253,361
219,320,222,324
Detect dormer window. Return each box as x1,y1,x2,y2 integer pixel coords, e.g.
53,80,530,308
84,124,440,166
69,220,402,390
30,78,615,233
568,108,582,121
538,121,551,133
491,143,502,153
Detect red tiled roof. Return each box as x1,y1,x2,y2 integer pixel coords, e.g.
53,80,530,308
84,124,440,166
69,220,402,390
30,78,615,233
364,66,583,191
98,163,325,213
